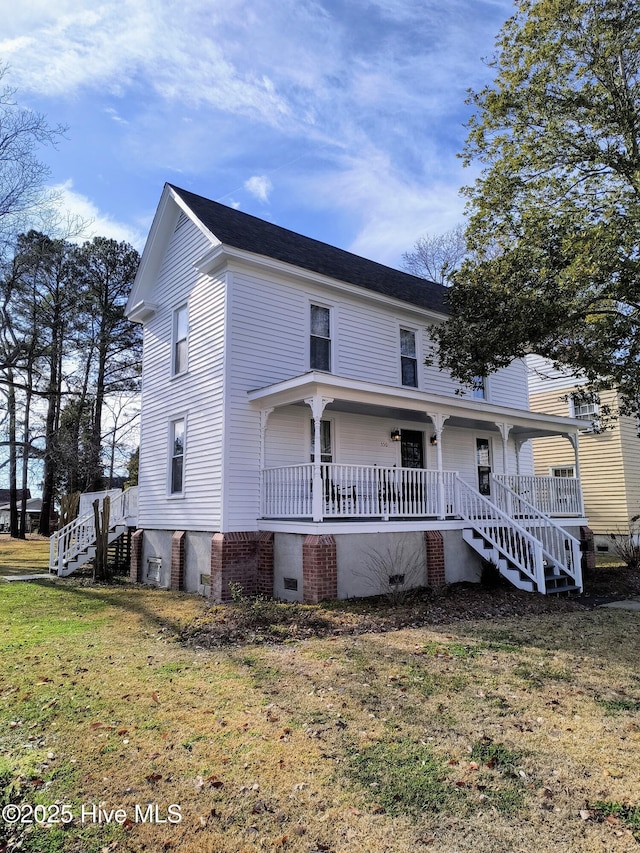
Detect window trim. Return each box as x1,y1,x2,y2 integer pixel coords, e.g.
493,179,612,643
172,304,189,377
399,326,419,388
168,416,187,497
309,301,333,372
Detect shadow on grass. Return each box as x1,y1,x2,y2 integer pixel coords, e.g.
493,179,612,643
24,577,201,639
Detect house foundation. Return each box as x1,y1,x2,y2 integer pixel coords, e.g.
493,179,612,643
131,519,584,600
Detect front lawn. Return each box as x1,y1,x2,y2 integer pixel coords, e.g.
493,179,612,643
0,574,639,852
0,536,50,576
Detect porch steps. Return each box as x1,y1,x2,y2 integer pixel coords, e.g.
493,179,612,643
542,562,581,595
462,529,535,592
55,525,127,577
49,488,138,577
462,528,580,596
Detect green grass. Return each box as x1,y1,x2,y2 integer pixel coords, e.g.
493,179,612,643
344,738,457,816
470,739,524,775
589,801,640,840
595,696,640,715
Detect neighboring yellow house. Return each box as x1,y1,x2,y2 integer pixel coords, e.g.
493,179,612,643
528,356,640,548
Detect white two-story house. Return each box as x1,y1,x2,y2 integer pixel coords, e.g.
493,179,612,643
121,184,590,602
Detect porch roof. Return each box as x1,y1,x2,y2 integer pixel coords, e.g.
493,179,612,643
247,372,586,440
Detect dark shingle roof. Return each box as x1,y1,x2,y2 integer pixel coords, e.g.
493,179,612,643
169,185,450,316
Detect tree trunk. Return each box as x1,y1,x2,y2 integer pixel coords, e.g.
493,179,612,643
92,496,112,582
7,369,19,538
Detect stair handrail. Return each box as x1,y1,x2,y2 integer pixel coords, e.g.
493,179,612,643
454,475,546,592
50,489,134,574
490,475,583,591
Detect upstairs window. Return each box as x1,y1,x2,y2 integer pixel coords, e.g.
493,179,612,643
570,394,600,431
310,304,331,371
173,305,188,375
400,329,418,387
170,418,185,494
472,376,486,400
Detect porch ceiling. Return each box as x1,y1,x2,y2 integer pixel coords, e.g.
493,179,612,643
248,372,586,440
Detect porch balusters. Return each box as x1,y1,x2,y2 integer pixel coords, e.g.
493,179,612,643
262,464,457,520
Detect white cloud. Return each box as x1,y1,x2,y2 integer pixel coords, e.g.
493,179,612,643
244,175,272,203
51,181,147,249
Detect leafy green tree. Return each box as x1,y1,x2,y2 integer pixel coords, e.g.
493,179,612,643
433,0,640,414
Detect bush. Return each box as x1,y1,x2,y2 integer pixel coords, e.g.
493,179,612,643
609,516,640,570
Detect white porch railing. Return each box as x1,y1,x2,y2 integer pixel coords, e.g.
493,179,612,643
493,474,582,516
491,476,582,590
50,487,138,574
263,464,456,520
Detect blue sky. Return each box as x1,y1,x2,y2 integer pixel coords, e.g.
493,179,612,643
1,0,513,268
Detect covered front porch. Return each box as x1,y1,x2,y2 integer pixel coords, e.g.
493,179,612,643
249,372,586,524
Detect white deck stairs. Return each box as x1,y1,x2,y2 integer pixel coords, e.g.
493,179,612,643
49,488,138,577
456,476,582,595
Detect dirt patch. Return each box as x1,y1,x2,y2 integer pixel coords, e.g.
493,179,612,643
180,565,640,648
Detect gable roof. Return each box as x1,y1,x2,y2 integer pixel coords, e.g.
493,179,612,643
168,185,450,316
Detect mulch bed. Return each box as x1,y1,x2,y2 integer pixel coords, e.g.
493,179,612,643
180,564,640,648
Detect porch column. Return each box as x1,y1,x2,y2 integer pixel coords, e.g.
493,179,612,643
514,437,528,476
259,408,274,518
305,395,334,522
427,412,450,520
563,431,585,515
497,422,514,475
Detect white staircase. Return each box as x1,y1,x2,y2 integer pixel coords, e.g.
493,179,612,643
455,476,582,595
49,488,138,577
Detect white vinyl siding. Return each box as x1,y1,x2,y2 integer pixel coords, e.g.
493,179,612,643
137,214,226,530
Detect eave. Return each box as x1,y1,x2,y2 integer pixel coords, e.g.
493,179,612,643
248,372,588,439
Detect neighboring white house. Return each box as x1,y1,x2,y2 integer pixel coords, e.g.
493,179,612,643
122,183,590,602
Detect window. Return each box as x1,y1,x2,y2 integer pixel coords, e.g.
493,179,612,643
472,376,486,400
551,466,575,478
400,329,418,387
170,418,185,494
310,304,331,371
570,394,600,430
173,305,188,375
310,419,332,462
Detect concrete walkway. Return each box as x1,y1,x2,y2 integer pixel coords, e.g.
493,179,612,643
0,573,54,582
598,596,640,611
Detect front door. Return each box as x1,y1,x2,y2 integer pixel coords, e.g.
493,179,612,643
401,430,424,469
476,437,491,495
